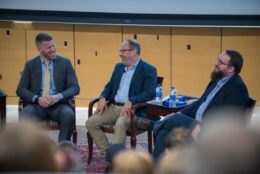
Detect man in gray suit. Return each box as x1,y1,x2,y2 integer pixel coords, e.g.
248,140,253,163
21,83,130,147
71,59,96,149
16,32,80,141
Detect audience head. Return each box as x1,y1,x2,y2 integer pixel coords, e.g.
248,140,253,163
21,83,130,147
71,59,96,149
156,146,194,174
105,143,126,164
192,117,260,174
56,140,84,172
0,121,59,172
165,127,193,153
111,149,153,174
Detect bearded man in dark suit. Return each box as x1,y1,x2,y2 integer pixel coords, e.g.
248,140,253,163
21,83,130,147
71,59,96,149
135,50,250,160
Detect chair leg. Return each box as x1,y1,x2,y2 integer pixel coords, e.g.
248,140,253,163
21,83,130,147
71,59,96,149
87,132,93,164
72,130,77,144
130,135,137,149
148,130,153,153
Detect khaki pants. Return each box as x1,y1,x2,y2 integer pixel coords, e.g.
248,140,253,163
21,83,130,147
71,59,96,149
86,104,130,155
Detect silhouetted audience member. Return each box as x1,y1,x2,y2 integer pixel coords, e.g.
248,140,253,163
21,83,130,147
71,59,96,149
0,121,59,172
104,143,126,172
105,143,126,163
135,50,250,160
192,116,260,174
156,146,194,174
56,140,85,172
164,127,193,155
111,149,154,174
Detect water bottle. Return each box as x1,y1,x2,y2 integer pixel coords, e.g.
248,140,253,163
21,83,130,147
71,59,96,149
155,84,163,105
169,86,176,107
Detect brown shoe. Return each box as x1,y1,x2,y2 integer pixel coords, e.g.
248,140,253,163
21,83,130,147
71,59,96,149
133,117,152,130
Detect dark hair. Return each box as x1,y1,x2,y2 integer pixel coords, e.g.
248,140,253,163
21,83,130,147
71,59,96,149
225,50,243,74
126,39,141,55
35,32,53,46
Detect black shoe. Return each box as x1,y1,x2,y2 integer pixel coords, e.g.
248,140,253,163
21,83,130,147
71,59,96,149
133,117,152,131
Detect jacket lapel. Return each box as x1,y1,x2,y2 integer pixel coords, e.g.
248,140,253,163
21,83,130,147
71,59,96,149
34,56,42,90
114,65,125,92
129,59,143,93
53,56,60,90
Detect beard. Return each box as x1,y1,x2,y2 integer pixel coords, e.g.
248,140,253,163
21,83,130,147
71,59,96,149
211,69,225,80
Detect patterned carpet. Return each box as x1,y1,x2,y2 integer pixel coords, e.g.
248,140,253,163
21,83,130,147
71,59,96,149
77,136,108,173
48,127,149,173
79,134,149,173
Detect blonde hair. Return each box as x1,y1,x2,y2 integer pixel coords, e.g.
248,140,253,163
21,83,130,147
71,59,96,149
111,149,153,174
156,147,193,174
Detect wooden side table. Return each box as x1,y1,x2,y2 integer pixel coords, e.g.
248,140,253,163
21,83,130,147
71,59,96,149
145,102,186,152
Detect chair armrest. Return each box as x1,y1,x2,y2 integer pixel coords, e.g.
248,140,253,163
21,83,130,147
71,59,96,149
88,97,101,118
129,102,146,136
18,98,24,113
131,102,146,113
70,97,76,113
130,102,146,125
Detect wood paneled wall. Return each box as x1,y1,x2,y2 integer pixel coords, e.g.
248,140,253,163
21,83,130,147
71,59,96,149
0,22,259,106
172,28,221,97
123,26,171,96
25,24,74,64
74,25,122,106
222,28,260,100
0,23,26,104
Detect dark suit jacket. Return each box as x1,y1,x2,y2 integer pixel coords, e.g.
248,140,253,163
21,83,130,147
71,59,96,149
181,74,249,120
16,55,80,104
153,74,249,136
101,59,157,116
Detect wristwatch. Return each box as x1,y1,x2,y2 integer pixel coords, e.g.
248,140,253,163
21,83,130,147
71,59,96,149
34,96,39,104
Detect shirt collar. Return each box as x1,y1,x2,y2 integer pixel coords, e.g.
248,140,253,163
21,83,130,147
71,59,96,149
124,58,140,72
40,55,55,63
219,73,234,84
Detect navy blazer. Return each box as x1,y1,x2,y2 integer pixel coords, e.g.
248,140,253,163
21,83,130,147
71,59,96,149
181,74,249,120
16,55,80,104
153,74,249,136
101,59,157,107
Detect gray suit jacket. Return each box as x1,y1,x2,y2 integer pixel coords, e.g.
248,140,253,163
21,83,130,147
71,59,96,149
16,55,80,104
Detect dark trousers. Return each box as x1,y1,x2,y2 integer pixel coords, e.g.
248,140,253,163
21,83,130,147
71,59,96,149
20,103,75,142
152,113,198,160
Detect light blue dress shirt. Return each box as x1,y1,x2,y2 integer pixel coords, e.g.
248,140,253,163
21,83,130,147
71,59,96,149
32,56,63,102
195,74,234,121
114,59,140,103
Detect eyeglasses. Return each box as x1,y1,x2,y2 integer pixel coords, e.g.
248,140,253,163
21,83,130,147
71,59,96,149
217,58,231,66
119,49,133,54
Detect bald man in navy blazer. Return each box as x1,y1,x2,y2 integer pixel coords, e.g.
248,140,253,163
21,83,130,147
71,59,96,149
86,39,157,157
17,33,80,141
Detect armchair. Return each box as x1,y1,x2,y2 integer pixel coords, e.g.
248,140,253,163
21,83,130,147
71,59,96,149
86,76,163,164
18,98,77,144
